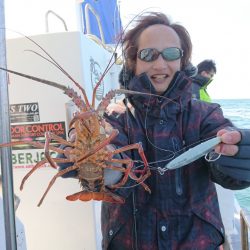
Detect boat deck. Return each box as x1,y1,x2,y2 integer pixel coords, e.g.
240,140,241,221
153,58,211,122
225,200,250,250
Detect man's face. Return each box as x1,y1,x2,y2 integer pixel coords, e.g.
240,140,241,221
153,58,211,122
135,24,182,94
201,70,215,79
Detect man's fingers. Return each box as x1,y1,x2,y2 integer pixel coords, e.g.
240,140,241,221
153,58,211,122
219,130,241,145
214,144,239,156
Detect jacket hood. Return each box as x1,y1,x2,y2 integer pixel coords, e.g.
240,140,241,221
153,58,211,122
183,63,198,77
124,71,193,113
118,63,197,88
192,74,213,88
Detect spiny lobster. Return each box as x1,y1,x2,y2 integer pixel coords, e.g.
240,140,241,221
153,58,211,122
0,36,151,206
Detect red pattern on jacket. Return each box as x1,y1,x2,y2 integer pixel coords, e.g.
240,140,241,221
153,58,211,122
101,72,250,250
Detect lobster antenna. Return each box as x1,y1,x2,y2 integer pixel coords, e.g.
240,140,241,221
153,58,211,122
91,42,120,108
24,48,86,95
0,66,67,91
91,8,153,108
24,38,90,107
4,28,90,107
23,49,86,106
91,57,117,108
0,66,86,109
25,49,70,77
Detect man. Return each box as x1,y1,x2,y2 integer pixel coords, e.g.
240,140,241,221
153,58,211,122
192,59,217,102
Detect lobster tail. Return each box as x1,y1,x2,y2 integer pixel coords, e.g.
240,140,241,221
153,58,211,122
66,190,125,203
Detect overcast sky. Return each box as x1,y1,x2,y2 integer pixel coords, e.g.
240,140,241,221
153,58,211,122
4,0,250,99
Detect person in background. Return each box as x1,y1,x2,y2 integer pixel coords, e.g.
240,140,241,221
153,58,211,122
192,59,217,102
60,12,250,249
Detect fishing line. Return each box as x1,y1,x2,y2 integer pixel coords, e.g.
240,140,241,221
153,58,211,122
143,79,176,155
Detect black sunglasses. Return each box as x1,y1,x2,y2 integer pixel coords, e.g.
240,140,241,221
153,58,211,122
137,47,183,62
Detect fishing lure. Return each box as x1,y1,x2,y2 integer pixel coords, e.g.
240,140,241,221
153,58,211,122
158,136,222,175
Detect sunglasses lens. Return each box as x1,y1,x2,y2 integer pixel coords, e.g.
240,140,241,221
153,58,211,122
138,48,183,62
162,48,182,61
138,48,159,62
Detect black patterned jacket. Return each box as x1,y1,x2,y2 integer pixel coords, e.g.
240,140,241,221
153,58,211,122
101,71,250,250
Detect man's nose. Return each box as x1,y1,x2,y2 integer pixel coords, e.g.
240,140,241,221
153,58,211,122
152,54,168,69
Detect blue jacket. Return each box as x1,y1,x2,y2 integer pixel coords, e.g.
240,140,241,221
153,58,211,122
101,72,250,250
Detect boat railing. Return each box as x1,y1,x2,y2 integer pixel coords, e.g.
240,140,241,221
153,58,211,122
240,208,250,250
45,10,68,33
84,3,105,44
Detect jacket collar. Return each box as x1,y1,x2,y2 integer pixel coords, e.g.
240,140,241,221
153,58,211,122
126,71,192,112
192,74,213,88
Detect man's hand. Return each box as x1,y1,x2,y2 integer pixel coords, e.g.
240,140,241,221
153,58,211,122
212,128,250,182
104,144,123,186
214,129,241,156
106,100,133,116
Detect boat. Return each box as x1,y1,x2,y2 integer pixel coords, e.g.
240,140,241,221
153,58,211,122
1,1,122,249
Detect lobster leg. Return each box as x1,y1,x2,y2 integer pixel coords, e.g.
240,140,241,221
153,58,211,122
109,143,151,192
111,143,149,171
44,131,75,149
69,111,94,128
103,153,151,192
19,132,74,191
102,159,133,189
104,158,132,171
44,131,75,169
129,168,151,193
110,160,151,192
20,157,74,190
37,163,80,206
0,140,64,155
20,159,47,190
77,129,119,163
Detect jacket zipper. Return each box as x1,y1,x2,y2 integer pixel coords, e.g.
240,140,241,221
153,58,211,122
175,168,183,195
173,138,183,195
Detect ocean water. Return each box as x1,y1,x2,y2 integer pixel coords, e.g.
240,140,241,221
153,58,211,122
214,99,250,211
